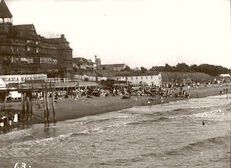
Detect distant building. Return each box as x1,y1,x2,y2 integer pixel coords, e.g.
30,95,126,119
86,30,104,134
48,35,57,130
94,55,102,70
101,64,127,71
73,57,94,70
116,72,162,86
0,0,72,77
0,78,6,89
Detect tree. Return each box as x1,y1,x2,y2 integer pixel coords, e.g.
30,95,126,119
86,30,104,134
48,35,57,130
175,63,190,72
140,66,148,73
190,64,198,72
122,65,131,72
165,63,174,71
150,63,231,76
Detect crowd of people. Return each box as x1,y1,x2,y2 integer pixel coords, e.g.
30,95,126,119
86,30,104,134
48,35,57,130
49,82,192,101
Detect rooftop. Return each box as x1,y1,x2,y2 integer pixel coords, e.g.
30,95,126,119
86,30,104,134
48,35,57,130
101,64,126,67
0,0,12,18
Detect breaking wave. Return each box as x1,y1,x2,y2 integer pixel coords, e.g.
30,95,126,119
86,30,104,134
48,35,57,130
165,134,230,156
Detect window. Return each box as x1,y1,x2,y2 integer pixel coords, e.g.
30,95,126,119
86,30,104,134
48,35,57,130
27,58,34,64
20,57,34,64
40,57,57,65
53,59,57,65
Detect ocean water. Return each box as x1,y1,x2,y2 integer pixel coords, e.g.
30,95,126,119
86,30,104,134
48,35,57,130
0,94,230,168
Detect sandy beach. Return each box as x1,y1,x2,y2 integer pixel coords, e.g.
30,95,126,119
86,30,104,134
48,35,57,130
2,83,231,126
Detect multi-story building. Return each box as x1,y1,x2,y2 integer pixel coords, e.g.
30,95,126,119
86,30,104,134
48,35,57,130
0,0,72,77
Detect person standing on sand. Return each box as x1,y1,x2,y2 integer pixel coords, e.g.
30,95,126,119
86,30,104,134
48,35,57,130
113,88,116,96
148,100,151,108
160,96,164,104
219,90,222,96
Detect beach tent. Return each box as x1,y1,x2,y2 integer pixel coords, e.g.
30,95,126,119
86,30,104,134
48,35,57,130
0,79,6,89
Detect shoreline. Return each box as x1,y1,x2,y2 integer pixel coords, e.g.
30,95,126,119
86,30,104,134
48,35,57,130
1,84,231,131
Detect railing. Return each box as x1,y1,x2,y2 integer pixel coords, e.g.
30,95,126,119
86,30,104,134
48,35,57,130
45,78,79,83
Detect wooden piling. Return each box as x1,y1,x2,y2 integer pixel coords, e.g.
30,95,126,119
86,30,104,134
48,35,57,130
21,92,26,121
25,91,33,120
26,92,30,121
43,90,47,125
51,90,56,124
29,91,33,119
46,90,50,125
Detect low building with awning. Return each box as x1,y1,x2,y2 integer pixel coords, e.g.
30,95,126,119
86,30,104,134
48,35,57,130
0,79,6,90
78,81,99,87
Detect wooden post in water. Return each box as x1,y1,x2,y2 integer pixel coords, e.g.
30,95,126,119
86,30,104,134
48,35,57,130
21,92,26,121
46,89,50,126
25,91,33,121
52,90,56,125
26,92,30,121
21,92,24,121
29,91,33,119
43,90,47,125
51,83,56,125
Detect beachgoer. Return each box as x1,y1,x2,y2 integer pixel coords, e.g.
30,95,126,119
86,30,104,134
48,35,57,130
202,121,205,126
185,92,190,99
219,90,222,96
148,100,151,108
160,96,164,103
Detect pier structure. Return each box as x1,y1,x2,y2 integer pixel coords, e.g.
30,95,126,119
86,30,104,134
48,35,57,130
0,80,79,128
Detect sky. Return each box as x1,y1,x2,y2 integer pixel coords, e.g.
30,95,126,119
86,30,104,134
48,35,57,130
5,0,231,69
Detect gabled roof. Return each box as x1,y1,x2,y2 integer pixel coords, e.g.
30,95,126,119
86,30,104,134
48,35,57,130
0,0,12,18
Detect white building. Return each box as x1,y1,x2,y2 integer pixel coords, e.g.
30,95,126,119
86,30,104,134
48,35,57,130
116,73,162,86
0,78,6,89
